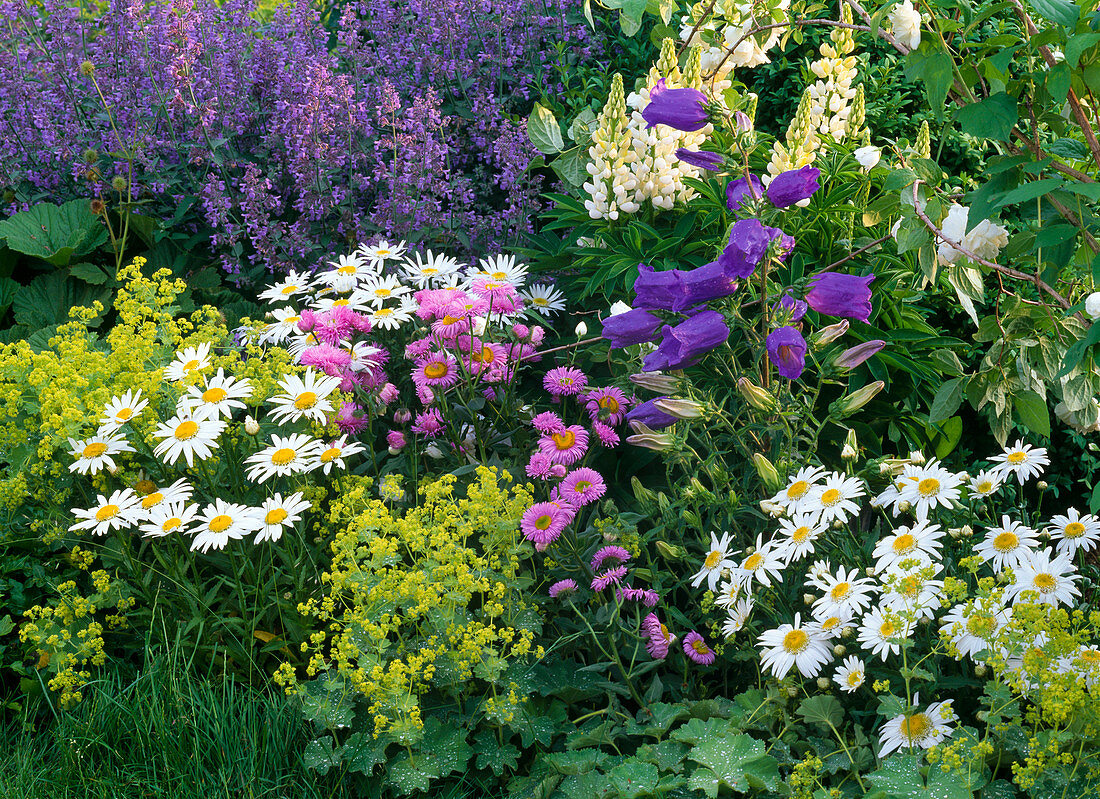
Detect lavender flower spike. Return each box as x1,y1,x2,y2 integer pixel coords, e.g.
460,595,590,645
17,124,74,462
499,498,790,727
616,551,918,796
641,79,710,132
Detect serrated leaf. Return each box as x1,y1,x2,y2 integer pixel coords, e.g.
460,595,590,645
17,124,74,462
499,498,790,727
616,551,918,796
0,277,18,316
527,103,564,154
608,761,659,798
13,272,110,329
1029,0,1079,27
303,737,340,775
0,200,108,266
475,738,520,776
687,733,779,793
386,752,439,795
797,695,843,729
69,262,110,285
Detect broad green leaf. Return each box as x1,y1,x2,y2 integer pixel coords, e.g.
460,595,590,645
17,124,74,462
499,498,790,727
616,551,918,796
303,737,340,775
569,108,598,145
955,93,1018,140
340,731,388,776
386,752,440,795
1067,32,1100,67
0,277,18,316
551,147,587,187
1013,390,1051,437
0,200,108,266
1047,138,1090,160
608,761,659,799
993,177,1065,208
904,47,955,116
12,271,110,330
688,733,780,793
797,695,843,729
1029,0,1080,27
527,103,564,155
69,262,111,285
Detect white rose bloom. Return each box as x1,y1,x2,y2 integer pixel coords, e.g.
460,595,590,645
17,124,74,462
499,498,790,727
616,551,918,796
964,218,1009,262
854,145,881,170
937,204,969,264
1085,291,1100,319
889,0,923,50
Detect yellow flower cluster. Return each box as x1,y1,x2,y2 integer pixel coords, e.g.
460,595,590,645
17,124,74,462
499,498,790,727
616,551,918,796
19,569,133,707
282,466,540,736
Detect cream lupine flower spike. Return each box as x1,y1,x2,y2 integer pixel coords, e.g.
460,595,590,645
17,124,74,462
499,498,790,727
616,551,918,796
582,74,638,221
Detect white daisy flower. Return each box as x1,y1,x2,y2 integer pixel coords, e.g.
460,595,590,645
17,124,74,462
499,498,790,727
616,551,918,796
311,291,374,313
728,535,785,592
258,271,313,304
152,414,226,467
521,284,567,317
691,531,736,592
896,460,963,519
817,611,852,639
713,579,742,610
99,389,149,432
470,253,528,287
359,275,412,307
244,433,322,484
140,502,200,538
255,492,312,544
872,520,944,573
268,369,342,425
1059,646,1100,688
858,607,912,661
940,600,1010,661
1005,548,1081,608
968,469,1003,498
757,613,833,678
401,250,462,288
67,431,135,475
878,695,956,757
357,238,407,264
768,466,826,515
259,308,306,346
721,597,754,638
989,439,1050,484
833,655,866,693
367,301,416,331
974,516,1039,572
177,369,252,421
313,435,365,475
163,343,213,383
319,253,370,293
286,331,331,363
348,341,384,372
190,500,263,553
812,566,878,620
870,474,918,516
1048,508,1100,557
135,478,194,516
879,562,944,621
805,559,836,591
775,512,827,564
805,472,865,524
70,489,141,536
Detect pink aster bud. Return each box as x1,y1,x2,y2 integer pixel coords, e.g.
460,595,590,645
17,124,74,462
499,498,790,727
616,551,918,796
393,408,412,424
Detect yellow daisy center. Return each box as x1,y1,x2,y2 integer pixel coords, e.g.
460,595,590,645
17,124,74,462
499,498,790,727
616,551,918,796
265,508,288,525
294,391,318,410
892,533,916,554
917,478,940,497
490,271,508,280
374,288,391,297
786,480,809,500
1065,522,1086,539
900,713,932,742
162,518,181,532
533,297,548,306
115,407,134,420
880,621,897,638
174,420,199,440
822,617,841,632
82,442,108,459
792,526,811,543
337,265,356,275
535,514,553,531
977,480,993,494
182,359,200,372
271,448,296,466
202,387,228,403
95,504,119,522
135,480,156,494
846,671,863,687
375,308,393,317
993,531,1019,552
332,299,349,307
320,447,340,463
742,553,763,572
820,488,841,506
208,515,232,533
704,550,722,569
830,582,851,601
142,492,165,509
783,629,809,653
1081,650,1100,665
1033,573,1057,592
1006,451,1027,465
280,285,298,294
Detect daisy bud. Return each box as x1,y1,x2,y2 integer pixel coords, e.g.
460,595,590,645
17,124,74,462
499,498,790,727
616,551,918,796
609,300,632,316
879,462,894,474
816,677,831,690
575,321,588,337
975,664,987,677
832,520,844,530
759,500,784,517
898,500,912,513
841,626,854,639
786,686,800,698
864,566,876,577
654,397,706,419
803,593,816,605
960,525,973,537
842,428,858,461
752,454,781,493
1037,481,1049,491
107,464,121,476
833,644,846,657
948,527,965,539
244,415,260,435
909,450,926,465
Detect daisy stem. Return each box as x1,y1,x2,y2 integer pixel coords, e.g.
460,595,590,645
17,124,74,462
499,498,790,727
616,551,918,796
825,719,867,791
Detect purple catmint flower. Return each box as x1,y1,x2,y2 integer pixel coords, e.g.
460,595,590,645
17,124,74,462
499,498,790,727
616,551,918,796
642,311,730,372
767,326,808,380
767,166,821,208
641,79,709,132
676,148,723,171
805,272,875,322
602,309,663,348
726,173,764,212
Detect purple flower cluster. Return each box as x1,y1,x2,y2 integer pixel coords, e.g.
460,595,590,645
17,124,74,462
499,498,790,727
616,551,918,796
0,0,595,272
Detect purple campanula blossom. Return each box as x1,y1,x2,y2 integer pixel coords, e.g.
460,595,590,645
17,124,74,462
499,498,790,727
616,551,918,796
642,310,730,372
767,326,807,380
676,148,723,171
641,79,710,132
766,166,821,208
834,340,886,369
718,218,772,278
633,264,685,311
680,260,739,310
726,173,764,212
775,293,807,322
805,273,875,322
625,398,679,430
602,309,663,348
764,225,795,261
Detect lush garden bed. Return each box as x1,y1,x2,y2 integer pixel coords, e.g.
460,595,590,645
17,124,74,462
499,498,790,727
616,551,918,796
5,0,1100,796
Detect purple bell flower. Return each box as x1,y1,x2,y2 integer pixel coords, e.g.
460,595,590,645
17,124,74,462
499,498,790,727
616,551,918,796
805,272,875,322
774,293,807,322
726,173,763,212
763,225,795,261
626,398,679,430
834,340,886,370
601,309,663,348
633,264,685,311
676,148,723,171
642,310,729,372
717,218,772,278
766,166,821,208
641,79,710,132
766,326,807,380
679,261,739,310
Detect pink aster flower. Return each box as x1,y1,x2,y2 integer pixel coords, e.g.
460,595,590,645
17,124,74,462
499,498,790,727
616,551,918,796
544,366,588,397
531,326,546,345
683,631,716,665
379,383,400,405
526,452,553,479
405,337,434,359
416,385,435,405
431,308,471,339
550,464,568,478
413,352,460,388
470,277,518,302
591,545,631,573
300,344,353,377
537,425,589,466
334,401,369,434
590,565,628,591
411,408,445,437
531,411,566,434
561,468,607,506
592,422,620,447
466,342,507,376
520,502,571,549
482,387,497,401
512,323,530,340
617,586,660,607
642,613,675,659
386,430,406,452
585,387,631,425
549,578,578,599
